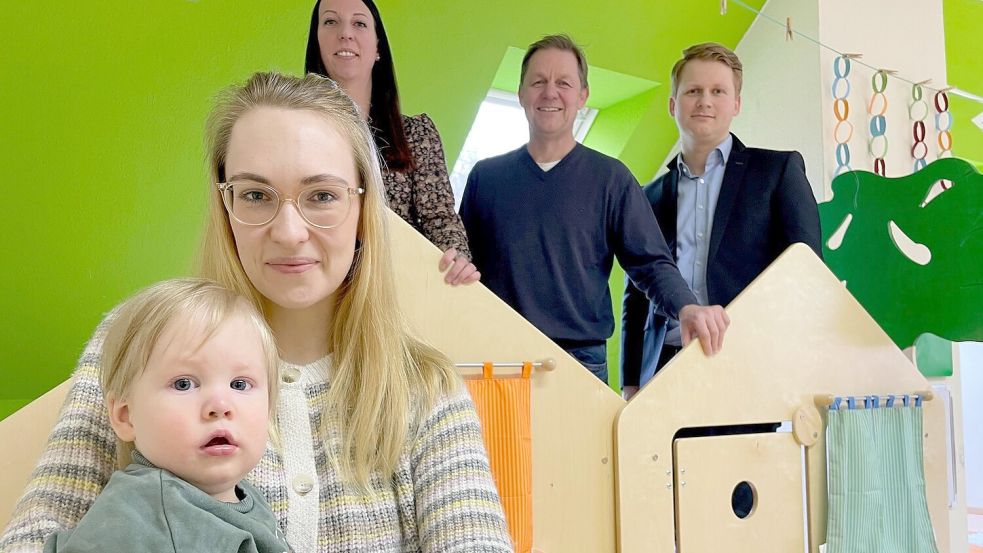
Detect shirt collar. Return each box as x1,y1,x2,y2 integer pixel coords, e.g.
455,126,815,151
675,134,734,178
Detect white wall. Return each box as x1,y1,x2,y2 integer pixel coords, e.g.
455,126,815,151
733,0,824,199
961,341,983,508
815,0,948,199
732,0,949,202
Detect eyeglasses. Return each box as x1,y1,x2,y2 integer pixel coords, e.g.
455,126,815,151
217,181,364,229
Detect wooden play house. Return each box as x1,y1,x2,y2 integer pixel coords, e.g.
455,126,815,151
0,219,960,552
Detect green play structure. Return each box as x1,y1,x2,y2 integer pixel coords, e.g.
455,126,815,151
819,158,982,375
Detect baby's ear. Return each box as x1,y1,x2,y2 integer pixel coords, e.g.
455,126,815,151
106,396,135,442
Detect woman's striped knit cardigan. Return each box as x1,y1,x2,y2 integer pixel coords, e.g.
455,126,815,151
0,316,512,552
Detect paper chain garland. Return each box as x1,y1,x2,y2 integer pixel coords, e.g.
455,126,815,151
832,65,956,182
935,90,953,189
909,83,929,172
867,70,889,176
832,55,853,176
727,0,973,183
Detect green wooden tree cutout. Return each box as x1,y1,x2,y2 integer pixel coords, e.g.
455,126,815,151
819,157,982,350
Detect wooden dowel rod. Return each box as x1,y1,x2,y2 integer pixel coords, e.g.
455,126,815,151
455,357,556,372
814,390,934,407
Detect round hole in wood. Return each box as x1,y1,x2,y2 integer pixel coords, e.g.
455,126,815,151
731,481,756,519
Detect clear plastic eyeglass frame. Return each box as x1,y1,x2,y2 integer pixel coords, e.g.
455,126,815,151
217,181,365,229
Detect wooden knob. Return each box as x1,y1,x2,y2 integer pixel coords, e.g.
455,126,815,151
793,404,822,447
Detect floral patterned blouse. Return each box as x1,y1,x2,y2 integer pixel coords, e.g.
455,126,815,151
382,114,471,259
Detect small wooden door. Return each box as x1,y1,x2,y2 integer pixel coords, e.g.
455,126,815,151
673,432,807,552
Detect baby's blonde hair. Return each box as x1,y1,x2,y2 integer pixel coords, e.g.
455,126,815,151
101,277,279,468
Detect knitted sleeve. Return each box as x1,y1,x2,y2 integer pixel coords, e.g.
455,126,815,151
411,385,513,552
403,114,472,259
0,317,117,553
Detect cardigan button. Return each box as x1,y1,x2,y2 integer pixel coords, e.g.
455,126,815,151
282,367,301,384
292,474,314,496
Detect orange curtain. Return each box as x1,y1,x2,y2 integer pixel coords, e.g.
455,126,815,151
465,362,533,553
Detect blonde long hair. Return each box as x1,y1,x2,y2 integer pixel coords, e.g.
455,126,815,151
199,72,458,489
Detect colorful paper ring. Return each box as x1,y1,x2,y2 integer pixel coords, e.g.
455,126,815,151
869,115,887,136
908,100,929,122
912,120,926,143
911,141,929,160
869,134,889,158
874,158,886,176
872,71,888,93
832,78,851,100
938,130,952,151
834,98,850,121
935,111,953,132
834,120,854,143
836,143,852,166
868,93,889,116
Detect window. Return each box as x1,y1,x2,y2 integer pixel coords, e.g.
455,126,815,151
449,89,597,209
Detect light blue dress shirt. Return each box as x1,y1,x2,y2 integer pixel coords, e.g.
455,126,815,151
665,134,733,347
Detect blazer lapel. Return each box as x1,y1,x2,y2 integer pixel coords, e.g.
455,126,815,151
659,164,680,259
708,135,748,264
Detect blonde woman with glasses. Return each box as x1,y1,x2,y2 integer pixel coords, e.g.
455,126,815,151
1,72,512,553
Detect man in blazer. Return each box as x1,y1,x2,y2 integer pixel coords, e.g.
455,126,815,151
621,43,822,399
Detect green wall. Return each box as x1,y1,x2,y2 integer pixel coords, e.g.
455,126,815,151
945,0,983,169
581,90,667,388
378,0,761,170
0,2,311,419
1,1,762,418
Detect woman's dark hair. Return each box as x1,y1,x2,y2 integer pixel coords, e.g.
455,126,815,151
305,0,414,172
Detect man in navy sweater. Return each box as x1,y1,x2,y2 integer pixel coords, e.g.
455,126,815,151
460,34,729,384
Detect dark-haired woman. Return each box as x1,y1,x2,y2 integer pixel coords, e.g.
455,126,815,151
306,0,478,285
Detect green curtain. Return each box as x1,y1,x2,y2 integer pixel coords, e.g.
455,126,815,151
826,399,939,553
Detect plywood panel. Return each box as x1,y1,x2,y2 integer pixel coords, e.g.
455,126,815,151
616,244,948,552
2,233,952,553
0,381,69,527
1,214,627,552
390,215,626,552
674,433,805,553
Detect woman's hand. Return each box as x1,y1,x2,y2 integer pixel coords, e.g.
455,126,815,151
439,248,480,286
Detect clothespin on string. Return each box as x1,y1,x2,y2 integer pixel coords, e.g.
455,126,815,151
785,17,793,41
720,0,727,15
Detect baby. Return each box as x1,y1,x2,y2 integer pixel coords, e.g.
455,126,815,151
43,278,289,553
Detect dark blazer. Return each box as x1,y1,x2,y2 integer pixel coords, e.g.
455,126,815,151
621,134,823,387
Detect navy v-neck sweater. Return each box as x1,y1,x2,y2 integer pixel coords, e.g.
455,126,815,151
461,144,695,345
